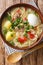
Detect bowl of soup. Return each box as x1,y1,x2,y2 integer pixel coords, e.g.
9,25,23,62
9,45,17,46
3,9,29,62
0,3,43,50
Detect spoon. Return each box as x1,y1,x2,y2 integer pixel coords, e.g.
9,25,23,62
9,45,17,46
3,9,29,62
7,42,43,63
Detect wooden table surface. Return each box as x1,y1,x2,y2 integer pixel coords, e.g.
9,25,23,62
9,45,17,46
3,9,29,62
0,0,43,65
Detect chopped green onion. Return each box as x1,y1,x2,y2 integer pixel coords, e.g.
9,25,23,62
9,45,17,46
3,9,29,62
25,25,34,32
35,12,38,16
9,27,13,31
3,28,7,35
23,21,28,25
29,26,34,29
18,23,24,29
11,17,22,29
10,41,14,46
6,13,12,21
23,32,27,37
11,34,13,37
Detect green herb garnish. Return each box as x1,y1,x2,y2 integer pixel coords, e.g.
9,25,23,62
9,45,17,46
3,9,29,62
23,21,28,25
25,25,34,32
11,17,22,29
18,23,24,29
10,41,14,46
9,27,13,31
23,32,27,37
18,25,21,29
3,28,7,35
6,13,12,21
11,34,13,37
29,25,34,29
35,12,38,16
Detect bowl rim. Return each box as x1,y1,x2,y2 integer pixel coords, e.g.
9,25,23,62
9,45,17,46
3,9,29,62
0,3,43,50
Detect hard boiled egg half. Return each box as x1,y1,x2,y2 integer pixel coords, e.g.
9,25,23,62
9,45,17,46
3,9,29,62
27,13,41,27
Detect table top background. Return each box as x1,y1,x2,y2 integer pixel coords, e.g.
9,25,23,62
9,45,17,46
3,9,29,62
0,0,43,65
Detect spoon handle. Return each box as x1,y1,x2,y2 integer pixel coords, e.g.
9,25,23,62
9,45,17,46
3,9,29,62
23,42,43,57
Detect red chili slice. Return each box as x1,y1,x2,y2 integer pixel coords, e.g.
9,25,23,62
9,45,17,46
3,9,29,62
28,31,31,35
18,37,27,43
23,17,27,21
24,17,27,20
30,34,35,39
17,9,21,13
28,31,35,39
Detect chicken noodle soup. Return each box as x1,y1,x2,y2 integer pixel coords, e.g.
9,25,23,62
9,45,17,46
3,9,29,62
2,7,43,48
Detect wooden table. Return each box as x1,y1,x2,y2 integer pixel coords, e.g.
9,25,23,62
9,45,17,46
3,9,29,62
0,0,43,65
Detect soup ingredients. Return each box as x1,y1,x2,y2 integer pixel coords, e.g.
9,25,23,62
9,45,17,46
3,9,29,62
11,17,22,29
28,13,41,26
25,25,34,32
3,28,7,35
16,9,21,13
4,20,11,29
10,41,14,46
18,37,27,43
2,7,42,48
6,31,16,41
28,31,35,39
17,23,24,29
6,13,12,21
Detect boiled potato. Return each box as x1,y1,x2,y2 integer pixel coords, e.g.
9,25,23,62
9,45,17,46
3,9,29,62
4,20,11,29
6,31,16,41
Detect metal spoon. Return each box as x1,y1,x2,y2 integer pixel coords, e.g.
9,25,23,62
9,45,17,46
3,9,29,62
7,42,43,63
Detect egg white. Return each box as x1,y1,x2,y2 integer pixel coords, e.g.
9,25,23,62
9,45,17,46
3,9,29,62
27,14,41,26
